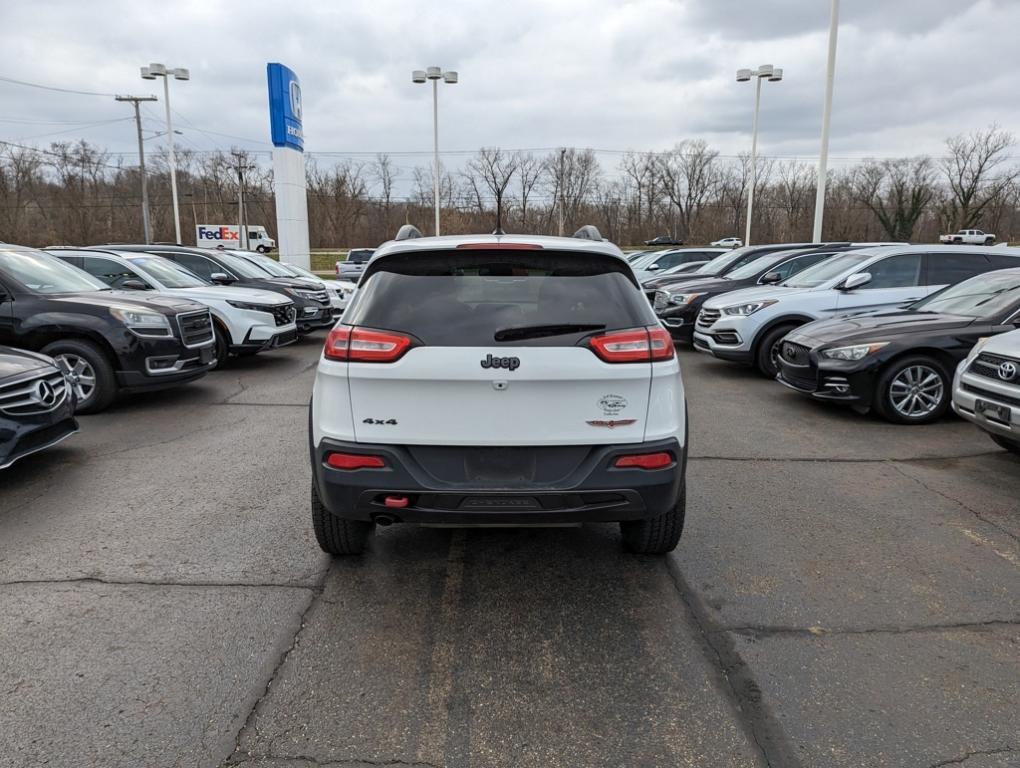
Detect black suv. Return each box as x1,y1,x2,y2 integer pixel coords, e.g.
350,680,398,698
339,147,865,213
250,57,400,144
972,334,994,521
96,245,333,333
0,245,216,413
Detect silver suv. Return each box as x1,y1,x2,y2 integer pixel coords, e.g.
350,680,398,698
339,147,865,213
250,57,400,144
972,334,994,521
952,329,1020,454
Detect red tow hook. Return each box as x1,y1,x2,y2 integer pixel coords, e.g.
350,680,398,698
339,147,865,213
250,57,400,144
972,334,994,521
384,495,410,509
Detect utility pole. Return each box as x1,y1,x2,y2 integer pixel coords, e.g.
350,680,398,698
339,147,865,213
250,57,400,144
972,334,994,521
557,147,566,236
231,151,256,250
115,94,158,243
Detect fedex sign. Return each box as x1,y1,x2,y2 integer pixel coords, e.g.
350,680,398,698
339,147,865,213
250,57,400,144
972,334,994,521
197,226,240,242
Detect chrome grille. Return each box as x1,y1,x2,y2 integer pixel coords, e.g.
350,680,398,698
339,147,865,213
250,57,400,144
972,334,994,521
969,353,1020,384
177,310,214,348
696,308,721,330
0,370,68,415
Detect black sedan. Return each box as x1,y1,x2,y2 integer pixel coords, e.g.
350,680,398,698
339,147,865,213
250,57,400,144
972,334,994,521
0,346,78,469
777,268,1020,424
652,247,841,344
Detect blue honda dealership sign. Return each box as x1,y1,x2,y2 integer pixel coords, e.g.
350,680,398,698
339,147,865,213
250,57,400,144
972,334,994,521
267,63,304,152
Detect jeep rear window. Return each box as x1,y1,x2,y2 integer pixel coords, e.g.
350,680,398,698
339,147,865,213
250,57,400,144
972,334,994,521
344,250,657,346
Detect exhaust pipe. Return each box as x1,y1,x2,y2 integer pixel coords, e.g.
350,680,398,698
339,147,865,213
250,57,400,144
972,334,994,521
372,513,396,526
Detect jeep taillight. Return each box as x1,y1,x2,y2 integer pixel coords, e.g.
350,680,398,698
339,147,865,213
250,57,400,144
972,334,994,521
324,326,413,363
587,327,675,363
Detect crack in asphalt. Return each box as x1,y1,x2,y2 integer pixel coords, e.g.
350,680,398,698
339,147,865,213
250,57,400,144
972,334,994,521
0,576,319,590
717,617,1020,639
663,556,800,768
929,746,1019,767
226,578,325,765
889,463,1020,546
228,755,441,768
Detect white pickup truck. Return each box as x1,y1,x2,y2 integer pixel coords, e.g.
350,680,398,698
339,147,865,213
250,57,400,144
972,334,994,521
939,229,996,245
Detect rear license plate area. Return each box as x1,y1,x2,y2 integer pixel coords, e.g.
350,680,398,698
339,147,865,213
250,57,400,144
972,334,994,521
460,496,541,511
976,399,1011,423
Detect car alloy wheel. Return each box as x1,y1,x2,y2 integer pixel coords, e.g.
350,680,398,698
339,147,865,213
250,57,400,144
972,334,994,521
888,364,944,418
55,353,97,403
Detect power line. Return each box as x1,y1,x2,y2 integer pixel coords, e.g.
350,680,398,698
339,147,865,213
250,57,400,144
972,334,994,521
0,74,117,98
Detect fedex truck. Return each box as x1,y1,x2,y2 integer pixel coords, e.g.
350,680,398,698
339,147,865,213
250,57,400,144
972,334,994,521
196,224,277,253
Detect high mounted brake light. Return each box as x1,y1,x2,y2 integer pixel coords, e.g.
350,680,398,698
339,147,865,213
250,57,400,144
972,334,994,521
324,326,413,362
455,243,543,250
587,327,675,363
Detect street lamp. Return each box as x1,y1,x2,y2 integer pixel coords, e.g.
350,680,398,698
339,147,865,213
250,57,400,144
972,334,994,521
412,66,457,236
812,0,840,242
141,62,189,244
737,64,783,246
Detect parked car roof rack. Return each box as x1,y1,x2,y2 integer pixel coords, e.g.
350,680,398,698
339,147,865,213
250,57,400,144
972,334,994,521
394,225,423,241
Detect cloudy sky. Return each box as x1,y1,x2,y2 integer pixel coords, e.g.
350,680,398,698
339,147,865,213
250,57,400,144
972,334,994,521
1,0,1016,185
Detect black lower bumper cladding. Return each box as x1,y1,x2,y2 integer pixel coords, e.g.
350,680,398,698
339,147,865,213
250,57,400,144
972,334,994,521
311,437,686,525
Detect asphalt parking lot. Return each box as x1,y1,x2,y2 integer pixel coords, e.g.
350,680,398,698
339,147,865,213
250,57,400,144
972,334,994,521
1,334,1018,768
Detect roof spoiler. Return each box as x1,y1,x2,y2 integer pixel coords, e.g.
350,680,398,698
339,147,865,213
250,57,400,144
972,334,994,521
394,224,424,241
572,225,604,241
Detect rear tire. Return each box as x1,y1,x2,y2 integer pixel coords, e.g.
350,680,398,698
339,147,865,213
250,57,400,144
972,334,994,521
755,324,798,378
311,481,374,555
620,488,685,554
873,355,950,425
990,434,1020,455
42,339,117,414
256,245,268,253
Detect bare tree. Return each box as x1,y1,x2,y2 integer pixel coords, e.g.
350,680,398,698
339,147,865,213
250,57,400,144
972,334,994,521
853,157,936,241
544,148,600,234
940,125,1017,230
657,140,719,241
514,151,543,230
466,148,518,232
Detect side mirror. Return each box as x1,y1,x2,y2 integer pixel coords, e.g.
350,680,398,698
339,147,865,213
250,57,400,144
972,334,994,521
760,271,783,285
647,264,662,272
210,272,234,285
840,272,872,291
121,279,148,291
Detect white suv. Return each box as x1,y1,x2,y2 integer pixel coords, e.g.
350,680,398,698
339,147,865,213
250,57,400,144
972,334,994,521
309,226,688,555
693,245,1020,377
49,249,298,365
952,329,1020,454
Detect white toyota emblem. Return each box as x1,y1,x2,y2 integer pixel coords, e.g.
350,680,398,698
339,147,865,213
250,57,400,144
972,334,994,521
999,361,1018,381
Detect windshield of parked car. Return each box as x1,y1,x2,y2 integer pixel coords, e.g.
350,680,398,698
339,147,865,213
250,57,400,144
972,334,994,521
692,246,753,276
782,251,874,288
910,270,1020,318
214,252,273,279
243,254,293,277
127,255,208,289
725,252,797,281
0,247,109,294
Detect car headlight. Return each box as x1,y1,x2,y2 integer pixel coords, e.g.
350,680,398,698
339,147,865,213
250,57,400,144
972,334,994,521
968,337,991,359
820,342,889,361
110,307,171,335
668,292,703,306
722,300,777,316
227,300,275,312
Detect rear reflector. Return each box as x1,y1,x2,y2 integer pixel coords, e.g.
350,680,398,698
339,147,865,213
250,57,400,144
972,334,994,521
455,242,543,250
614,452,674,469
326,452,387,470
324,326,413,362
588,326,676,363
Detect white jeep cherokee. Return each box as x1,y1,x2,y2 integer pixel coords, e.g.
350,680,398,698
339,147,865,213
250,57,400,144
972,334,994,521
309,226,688,555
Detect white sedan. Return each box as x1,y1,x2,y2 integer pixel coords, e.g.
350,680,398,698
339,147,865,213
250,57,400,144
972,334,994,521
711,237,743,248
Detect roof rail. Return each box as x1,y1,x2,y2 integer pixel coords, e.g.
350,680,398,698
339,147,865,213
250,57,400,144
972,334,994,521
395,224,423,241
572,225,604,241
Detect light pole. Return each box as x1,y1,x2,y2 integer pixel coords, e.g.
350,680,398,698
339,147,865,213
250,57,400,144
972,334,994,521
737,64,783,246
412,66,457,236
141,63,189,244
812,0,840,242
114,94,157,243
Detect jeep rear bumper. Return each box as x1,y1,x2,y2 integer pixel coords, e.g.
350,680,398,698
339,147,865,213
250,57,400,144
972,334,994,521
310,436,686,525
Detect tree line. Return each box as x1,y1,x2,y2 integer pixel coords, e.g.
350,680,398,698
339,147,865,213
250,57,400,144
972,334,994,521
2,125,1018,250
